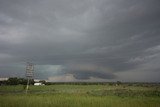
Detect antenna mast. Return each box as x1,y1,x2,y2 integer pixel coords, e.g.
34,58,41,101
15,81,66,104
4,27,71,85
26,62,34,94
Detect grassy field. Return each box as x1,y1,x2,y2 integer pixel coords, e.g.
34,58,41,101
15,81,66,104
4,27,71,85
0,84,160,107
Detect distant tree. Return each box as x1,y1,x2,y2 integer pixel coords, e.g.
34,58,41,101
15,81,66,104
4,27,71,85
6,77,34,85
39,80,46,85
45,82,52,85
18,78,27,85
109,82,114,86
29,79,35,85
7,77,19,85
0,80,7,85
116,81,122,86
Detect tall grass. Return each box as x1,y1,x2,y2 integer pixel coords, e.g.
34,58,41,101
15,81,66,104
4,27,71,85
0,85,160,107
0,94,160,107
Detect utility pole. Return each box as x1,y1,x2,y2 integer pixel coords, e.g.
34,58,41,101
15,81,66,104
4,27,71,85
25,62,34,94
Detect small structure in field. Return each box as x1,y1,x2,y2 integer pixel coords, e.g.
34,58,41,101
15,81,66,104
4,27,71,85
34,82,45,86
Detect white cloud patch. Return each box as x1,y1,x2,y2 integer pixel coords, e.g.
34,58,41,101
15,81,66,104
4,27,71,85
48,74,115,82
48,74,76,82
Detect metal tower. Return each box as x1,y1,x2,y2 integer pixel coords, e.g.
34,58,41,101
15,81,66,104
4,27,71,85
25,62,34,94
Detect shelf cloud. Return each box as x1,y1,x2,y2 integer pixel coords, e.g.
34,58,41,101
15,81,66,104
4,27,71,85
0,0,160,82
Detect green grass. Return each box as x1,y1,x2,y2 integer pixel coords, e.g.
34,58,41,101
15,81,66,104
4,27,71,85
0,85,160,107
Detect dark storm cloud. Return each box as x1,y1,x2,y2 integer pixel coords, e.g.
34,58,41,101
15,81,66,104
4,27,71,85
0,0,160,81
62,63,116,80
72,71,115,80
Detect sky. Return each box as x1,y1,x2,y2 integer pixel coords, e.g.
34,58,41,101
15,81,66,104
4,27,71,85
0,0,160,82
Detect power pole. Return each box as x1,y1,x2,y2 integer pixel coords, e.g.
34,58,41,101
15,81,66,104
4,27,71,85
26,62,34,94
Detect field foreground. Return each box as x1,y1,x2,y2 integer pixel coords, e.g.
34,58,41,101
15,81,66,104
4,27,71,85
0,84,160,107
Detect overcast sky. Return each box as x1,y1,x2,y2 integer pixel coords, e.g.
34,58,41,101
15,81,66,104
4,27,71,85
0,0,160,82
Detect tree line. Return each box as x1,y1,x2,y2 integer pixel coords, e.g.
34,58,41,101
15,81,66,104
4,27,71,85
0,78,121,86
1,77,159,86
0,77,34,85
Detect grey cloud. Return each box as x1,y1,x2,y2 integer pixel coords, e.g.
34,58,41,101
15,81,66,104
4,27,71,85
0,0,160,81
72,71,115,80
62,63,116,80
